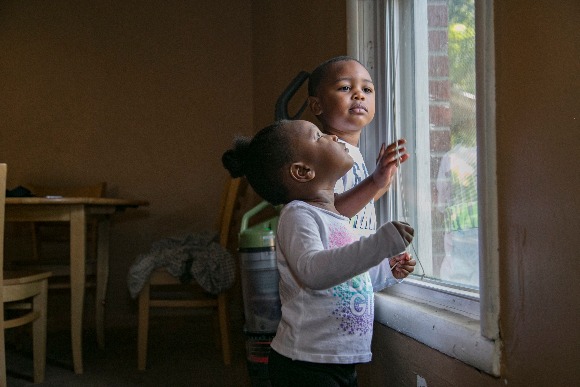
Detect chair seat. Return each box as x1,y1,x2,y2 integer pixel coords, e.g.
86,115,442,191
9,259,97,276
3,270,52,305
2,270,51,382
147,269,220,308
148,268,215,290
8,260,97,288
4,270,52,285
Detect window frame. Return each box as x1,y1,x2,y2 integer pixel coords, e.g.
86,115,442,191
346,0,500,375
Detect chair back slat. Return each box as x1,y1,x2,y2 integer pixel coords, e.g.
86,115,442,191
1,163,6,278
218,178,242,248
0,163,7,384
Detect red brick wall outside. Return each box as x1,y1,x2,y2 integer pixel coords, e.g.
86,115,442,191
428,0,451,276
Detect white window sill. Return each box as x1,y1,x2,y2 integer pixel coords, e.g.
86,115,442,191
374,288,500,376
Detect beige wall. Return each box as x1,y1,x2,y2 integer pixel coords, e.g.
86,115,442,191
251,0,346,129
1,0,579,386
0,1,254,326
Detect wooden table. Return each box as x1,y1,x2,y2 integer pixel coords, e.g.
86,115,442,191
5,197,148,374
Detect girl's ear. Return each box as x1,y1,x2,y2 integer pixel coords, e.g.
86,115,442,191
308,96,322,116
289,162,315,182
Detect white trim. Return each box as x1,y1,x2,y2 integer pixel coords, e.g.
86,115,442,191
385,279,480,318
346,0,359,58
410,0,434,273
374,292,499,375
347,0,501,376
476,0,500,341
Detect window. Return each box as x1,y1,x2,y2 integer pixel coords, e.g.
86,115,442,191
347,0,500,375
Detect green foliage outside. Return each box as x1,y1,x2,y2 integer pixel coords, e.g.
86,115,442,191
448,0,476,95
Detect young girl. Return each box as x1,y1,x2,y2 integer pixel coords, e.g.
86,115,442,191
222,119,415,386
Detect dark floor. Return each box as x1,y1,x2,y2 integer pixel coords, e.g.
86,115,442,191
5,313,259,386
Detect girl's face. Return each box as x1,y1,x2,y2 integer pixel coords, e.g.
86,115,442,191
310,60,376,142
288,120,354,182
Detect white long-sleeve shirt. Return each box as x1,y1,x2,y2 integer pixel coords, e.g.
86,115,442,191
270,201,406,364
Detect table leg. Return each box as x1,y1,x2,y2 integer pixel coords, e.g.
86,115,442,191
69,205,86,374
96,217,110,349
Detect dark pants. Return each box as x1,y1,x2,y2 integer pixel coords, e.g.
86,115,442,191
268,349,358,387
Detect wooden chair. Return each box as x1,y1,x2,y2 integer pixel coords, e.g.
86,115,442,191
1,163,52,385
137,177,243,370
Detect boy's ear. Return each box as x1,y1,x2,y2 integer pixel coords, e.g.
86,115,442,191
308,96,322,116
289,162,315,182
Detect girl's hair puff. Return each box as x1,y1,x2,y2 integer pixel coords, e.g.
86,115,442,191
222,120,294,205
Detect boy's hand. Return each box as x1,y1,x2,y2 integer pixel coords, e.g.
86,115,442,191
390,252,416,279
392,221,414,246
372,139,409,200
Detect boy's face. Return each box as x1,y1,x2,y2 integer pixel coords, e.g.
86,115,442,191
309,60,375,143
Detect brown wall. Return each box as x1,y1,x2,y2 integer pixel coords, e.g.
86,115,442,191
251,0,346,129
358,1,580,386
1,0,579,386
0,0,254,326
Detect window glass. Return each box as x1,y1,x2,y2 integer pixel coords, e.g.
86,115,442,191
379,0,479,290
428,0,478,288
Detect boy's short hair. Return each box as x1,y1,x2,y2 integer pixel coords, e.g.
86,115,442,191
308,56,364,97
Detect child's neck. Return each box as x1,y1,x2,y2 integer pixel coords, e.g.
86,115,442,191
291,188,340,214
340,133,360,147
304,199,340,214
321,126,361,147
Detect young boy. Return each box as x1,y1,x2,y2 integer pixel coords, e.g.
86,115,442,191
308,56,413,281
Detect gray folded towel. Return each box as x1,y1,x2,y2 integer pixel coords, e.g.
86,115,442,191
127,231,235,298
